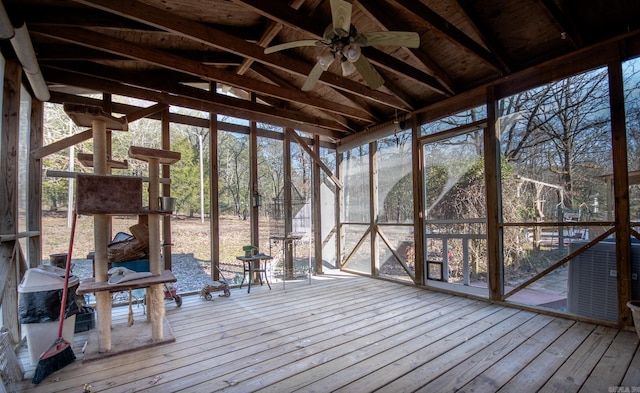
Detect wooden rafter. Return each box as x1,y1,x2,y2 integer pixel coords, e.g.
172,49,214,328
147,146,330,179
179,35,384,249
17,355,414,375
45,67,347,139
391,0,508,73
43,62,353,132
70,0,408,110
33,26,377,127
455,0,514,73
535,0,583,48
230,0,450,97
355,0,456,95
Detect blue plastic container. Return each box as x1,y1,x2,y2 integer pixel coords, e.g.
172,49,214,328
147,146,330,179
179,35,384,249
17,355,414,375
111,259,150,272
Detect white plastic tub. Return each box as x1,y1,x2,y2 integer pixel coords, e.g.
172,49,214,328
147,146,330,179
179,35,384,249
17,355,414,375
18,266,79,365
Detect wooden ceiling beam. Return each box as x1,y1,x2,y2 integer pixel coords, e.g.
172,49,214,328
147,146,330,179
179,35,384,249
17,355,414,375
355,0,456,96
34,44,129,61
23,6,159,30
247,65,358,132
70,0,408,110
31,103,167,160
35,44,244,66
31,26,376,123
49,91,338,148
233,0,450,96
251,63,382,126
455,0,514,73
234,0,308,76
25,6,263,41
232,0,366,127
230,0,327,36
390,0,508,73
361,48,449,96
45,63,348,132
44,67,347,139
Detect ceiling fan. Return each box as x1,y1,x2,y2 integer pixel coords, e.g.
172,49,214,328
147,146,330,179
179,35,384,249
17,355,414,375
264,0,420,91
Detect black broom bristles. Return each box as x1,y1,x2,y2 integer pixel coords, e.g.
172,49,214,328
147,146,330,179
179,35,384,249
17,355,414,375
31,337,76,384
32,211,78,385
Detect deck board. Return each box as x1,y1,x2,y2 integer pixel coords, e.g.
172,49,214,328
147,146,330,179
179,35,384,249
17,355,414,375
420,313,555,393
496,322,597,392
579,329,639,392
539,325,619,393
9,271,640,393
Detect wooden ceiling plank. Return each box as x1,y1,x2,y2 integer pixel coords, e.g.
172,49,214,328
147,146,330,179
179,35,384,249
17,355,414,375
391,0,507,73
455,0,514,73
230,0,327,36
26,6,159,30
27,6,263,41
535,0,583,48
70,0,407,110
32,25,376,123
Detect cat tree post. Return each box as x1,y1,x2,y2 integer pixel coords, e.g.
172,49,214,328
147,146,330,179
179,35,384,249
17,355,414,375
128,146,180,340
64,104,128,353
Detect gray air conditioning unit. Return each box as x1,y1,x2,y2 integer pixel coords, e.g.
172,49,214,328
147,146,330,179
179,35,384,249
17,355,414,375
568,240,640,321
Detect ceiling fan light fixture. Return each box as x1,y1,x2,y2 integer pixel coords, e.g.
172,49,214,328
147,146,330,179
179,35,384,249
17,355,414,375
341,60,357,76
318,53,334,71
343,43,361,62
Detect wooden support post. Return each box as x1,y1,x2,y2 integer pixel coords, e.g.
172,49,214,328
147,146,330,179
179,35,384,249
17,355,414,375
28,100,43,268
336,150,343,269
485,85,503,301
161,109,172,270
609,49,633,326
64,103,129,353
412,116,425,285
313,135,323,275
284,128,293,278
370,141,379,276
147,157,164,339
249,100,259,249
92,117,113,352
128,146,180,341
210,108,220,280
1,59,21,343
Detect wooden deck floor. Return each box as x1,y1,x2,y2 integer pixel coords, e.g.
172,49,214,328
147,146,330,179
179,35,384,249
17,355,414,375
10,271,640,392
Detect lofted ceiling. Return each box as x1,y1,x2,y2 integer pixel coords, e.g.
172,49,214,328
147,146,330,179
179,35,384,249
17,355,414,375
2,0,640,143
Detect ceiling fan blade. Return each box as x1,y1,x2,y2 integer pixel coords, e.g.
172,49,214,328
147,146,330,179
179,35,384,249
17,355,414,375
330,0,352,37
264,39,319,54
302,61,326,91
362,31,420,48
354,56,384,89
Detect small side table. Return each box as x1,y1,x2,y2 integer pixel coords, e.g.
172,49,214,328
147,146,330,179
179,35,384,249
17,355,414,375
236,254,272,293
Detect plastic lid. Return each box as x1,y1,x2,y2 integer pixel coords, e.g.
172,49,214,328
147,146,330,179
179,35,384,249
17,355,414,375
18,266,80,293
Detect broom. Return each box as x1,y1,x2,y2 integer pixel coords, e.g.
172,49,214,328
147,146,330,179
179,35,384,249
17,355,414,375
32,211,78,384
